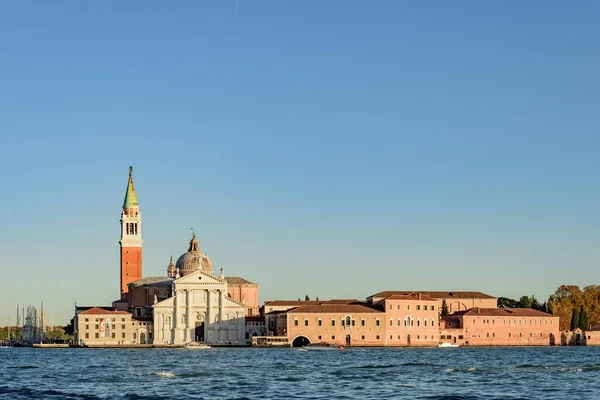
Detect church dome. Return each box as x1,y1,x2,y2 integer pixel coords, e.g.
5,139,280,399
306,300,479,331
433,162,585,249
176,233,213,276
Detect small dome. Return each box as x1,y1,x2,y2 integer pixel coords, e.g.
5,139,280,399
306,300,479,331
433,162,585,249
175,233,213,276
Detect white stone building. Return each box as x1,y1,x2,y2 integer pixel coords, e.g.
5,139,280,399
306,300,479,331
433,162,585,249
152,234,246,345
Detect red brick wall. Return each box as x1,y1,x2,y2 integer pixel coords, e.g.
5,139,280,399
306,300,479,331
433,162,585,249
121,247,142,296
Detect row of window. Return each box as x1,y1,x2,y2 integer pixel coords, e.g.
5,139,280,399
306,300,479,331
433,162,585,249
389,304,435,312
85,332,126,339
390,317,436,327
469,332,545,339
84,324,127,331
84,318,126,323
473,318,553,325
440,335,464,340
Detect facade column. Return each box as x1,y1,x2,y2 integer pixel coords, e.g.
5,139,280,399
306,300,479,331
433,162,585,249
174,290,183,343
219,289,225,323
186,289,193,342
206,290,213,343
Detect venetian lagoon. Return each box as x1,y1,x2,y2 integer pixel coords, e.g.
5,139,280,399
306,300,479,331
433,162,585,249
1,347,599,399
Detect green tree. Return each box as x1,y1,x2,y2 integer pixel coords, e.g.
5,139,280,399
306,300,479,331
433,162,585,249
570,306,580,331
441,299,449,316
518,295,535,309
64,318,75,336
315,296,319,301
305,295,311,301
497,297,518,308
579,305,588,331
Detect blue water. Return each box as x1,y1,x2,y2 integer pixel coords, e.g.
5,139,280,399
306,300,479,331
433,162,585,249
1,347,599,399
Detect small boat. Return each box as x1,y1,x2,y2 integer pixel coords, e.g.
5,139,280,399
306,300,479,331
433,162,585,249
302,342,345,351
184,342,211,350
438,342,459,348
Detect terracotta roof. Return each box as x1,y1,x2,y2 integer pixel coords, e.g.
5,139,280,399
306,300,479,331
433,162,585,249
386,293,438,302
370,291,496,300
225,277,257,285
287,304,384,314
321,299,364,305
265,300,324,306
128,276,173,288
453,308,556,318
79,307,130,315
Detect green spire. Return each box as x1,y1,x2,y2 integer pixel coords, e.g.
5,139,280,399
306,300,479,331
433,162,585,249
123,166,139,208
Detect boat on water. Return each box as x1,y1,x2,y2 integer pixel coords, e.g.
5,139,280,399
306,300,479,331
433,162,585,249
184,342,211,350
301,342,345,351
438,342,459,348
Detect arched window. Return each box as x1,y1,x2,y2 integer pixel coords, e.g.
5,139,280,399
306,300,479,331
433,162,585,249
346,316,351,327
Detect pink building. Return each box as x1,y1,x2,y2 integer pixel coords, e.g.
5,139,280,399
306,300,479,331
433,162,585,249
440,308,559,346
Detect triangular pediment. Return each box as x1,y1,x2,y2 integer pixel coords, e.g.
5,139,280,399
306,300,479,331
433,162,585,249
173,269,226,285
153,296,174,308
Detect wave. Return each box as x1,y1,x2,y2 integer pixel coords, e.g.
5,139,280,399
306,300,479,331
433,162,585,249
151,371,175,378
356,364,396,369
7,366,38,369
0,386,100,399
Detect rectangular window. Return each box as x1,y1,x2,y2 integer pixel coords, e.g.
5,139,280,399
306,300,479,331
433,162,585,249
407,305,410,311
376,320,380,327
95,333,99,339
458,335,463,339
389,304,392,310
487,332,490,337
361,320,365,327
85,325,89,330
304,320,308,327
493,333,495,338
85,333,89,339
318,335,322,340
540,333,543,338
95,325,99,329
431,306,435,311
351,319,355,326
294,320,298,327
331,335,336,340
390,335,392,340
133,333,137,340
341,320,345,327
529,332,532,338
122,332,125,339
376,335,380,340
121,324,125,330
509,333,512,338
424,305,428,311
122,318,125,322
397,335,400,339
318,320,322,327
397,305,400,310
397,319,401,326
361,335,365,340
331,320,335,327
389,319,393,327
112,333,116,339
417,305,421,311
85,318,89,322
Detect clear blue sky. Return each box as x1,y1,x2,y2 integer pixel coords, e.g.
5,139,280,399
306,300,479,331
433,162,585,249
0,1,599,325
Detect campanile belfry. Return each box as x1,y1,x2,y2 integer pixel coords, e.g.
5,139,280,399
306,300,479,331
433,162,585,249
119,166,143,297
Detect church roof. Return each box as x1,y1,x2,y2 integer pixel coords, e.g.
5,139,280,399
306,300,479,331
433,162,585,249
79,307,130,315
128,276,174,288
123,166,139,208
225,277,257,285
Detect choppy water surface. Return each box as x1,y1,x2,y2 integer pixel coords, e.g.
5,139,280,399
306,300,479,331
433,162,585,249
1,347,600,399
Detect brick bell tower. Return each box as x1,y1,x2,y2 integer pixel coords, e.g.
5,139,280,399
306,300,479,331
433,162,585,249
119,166,143,298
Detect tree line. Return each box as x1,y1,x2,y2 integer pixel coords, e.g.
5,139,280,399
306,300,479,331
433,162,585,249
498,285,600,331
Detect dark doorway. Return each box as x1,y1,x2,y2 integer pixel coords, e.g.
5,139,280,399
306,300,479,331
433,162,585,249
453,336,457,344
576,333,581,345
407,334,411,346
140,333,146,344
346,334,351,346
292,336,311,347
195,322,205,342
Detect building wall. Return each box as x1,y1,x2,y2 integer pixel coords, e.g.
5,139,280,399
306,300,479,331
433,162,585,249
227,285,259,316
286,312,385,346
77,313,134,345
383,298,439,347
461,315,559,346
444,298,497,314
120,247,142,295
